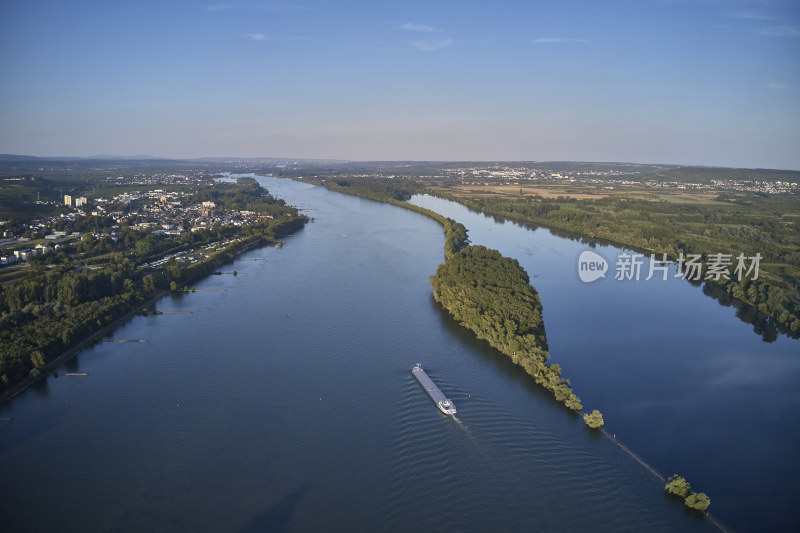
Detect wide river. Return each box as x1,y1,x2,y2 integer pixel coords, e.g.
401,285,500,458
1,176,797,532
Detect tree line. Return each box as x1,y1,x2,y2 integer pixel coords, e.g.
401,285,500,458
665,474,711,512
0,179,307,396
438,192,800,338
430,245,583,412
321,177,594,417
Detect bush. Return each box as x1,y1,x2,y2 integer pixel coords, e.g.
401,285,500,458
665,474,691,498
685,492,711,511
583,409,604,428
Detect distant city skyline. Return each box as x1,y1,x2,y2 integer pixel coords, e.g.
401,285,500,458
1,0,798,170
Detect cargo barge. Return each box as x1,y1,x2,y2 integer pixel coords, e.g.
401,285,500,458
411,363,457,415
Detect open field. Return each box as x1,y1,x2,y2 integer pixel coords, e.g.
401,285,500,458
433,183,730,205
425,180,800,337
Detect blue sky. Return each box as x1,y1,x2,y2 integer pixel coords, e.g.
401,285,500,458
1,0,798,169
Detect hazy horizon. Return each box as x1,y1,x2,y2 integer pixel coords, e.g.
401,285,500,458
1,1,798,170
4,152,800,173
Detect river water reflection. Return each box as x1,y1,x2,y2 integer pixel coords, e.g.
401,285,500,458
410,193,800,533
0,178,792,532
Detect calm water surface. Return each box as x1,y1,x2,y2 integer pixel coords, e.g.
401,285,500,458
0,177,792,532
411,193,800,533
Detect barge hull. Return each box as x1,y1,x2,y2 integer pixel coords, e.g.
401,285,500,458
411,365,456,415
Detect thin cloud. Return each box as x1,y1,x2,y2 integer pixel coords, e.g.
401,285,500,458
411,38,454,52
243,33,315,42
533,37,589,44
248,3,311,12
728,12,779,22
753,25,800,37
767,82,789,90
402,23,437,32
206,3,310,13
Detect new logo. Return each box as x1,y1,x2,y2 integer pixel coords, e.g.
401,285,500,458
578,250,608,283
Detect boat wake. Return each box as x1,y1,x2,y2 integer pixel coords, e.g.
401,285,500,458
450,414,483,450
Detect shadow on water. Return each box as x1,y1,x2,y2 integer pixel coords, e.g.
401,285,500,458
236,484,311,533
701,282,791,342
430,293,579,413
30,378,50,400
63,356,81,373
430,286,734,533
420,195,799,343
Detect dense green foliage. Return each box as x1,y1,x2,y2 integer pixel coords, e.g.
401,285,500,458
0,179,306,397
431,245,582,412
684,492,711,512
666,474,711,512
187,177,290,215
437,192,800,338
665,474,692,498
442,217,468,258
583,409,604,428
321,177,421,202
312,174,584,414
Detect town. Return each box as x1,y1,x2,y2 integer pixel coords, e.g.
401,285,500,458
0,171,307,399
0,173,279,269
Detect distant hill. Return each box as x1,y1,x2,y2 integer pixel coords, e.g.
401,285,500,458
0,154,44,161
0,155,796,183
86,154,164,160
0,154,172,162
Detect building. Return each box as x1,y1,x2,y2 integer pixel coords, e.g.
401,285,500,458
201,201,217,217
64,195,72,206
75,197,87,207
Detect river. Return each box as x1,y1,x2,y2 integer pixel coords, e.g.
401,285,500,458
0,176,795,532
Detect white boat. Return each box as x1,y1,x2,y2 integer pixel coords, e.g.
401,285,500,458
412,364,457,415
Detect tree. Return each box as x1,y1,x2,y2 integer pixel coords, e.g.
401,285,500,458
583,409,604,428
143,274,156,293
684,492,710,511
31,350,46,370
564,395,582,412
665,474,691,498
166,261,182,282
135,236,156,258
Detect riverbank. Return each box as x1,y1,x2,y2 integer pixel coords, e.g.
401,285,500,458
0,289,163,404
1,216,306,405
309,179,587,413
428,189,800,338
311,179,732,528
1,173,728,533
430,244,583,413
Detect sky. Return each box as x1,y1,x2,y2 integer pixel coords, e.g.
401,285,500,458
1,0,798,169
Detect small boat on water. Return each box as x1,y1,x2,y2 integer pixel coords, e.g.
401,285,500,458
411,363,457,415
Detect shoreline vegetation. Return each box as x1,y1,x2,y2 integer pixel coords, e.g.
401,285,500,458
287,168,798,341
1,177,307,401
430,189,799,341
0,288,167,403
666,474,711,512
316,178,592,418
430,245,583,413
312,176,726,521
